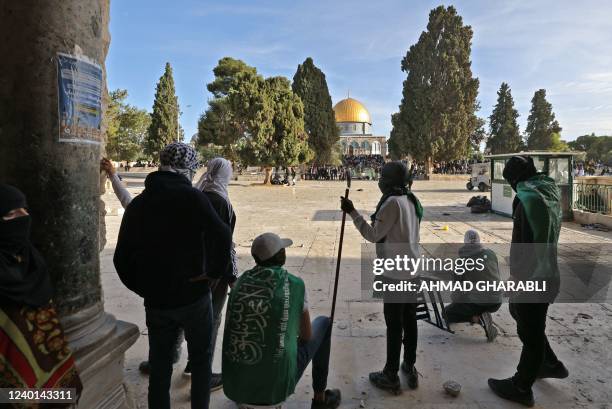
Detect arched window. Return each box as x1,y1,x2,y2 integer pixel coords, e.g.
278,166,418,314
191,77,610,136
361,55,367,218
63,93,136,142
361,141,370,150
351,141,360,149
371,141,381,155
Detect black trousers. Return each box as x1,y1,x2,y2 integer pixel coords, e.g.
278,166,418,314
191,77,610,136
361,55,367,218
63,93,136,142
510,303,560,389
383,302,418,374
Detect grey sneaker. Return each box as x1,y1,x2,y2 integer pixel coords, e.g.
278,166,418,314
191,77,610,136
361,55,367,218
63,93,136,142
480,312,498,342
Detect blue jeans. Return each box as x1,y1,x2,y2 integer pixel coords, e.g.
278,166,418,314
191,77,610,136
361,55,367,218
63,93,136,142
296,316,332,393
146,293,213,409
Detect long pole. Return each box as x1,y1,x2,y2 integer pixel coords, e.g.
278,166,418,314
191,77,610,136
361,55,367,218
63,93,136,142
330,170,351,323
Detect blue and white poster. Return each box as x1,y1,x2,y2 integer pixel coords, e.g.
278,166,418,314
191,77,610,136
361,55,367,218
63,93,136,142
57,53,103,144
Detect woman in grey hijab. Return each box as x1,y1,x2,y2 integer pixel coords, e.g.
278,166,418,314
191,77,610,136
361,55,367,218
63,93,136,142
195,157,237,391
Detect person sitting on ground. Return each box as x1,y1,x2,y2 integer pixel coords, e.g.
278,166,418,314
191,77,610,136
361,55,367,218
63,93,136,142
0,184,83,403
222,232,341,409
445,230,502,342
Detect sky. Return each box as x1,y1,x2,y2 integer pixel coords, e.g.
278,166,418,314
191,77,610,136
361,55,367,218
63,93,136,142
107,0,612,142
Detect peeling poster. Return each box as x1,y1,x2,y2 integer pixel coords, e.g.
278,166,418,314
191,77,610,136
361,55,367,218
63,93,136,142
57,53,103,144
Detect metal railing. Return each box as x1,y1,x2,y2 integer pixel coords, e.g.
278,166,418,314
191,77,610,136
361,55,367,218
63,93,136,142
572,183,612,215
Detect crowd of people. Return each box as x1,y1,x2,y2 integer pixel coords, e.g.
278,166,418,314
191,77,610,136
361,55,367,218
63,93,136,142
574,161,611,176
1,142,570,409
432,160,473,175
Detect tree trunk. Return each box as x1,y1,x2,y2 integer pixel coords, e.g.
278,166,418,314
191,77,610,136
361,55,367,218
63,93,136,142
426,156,433,179
263,167,273,184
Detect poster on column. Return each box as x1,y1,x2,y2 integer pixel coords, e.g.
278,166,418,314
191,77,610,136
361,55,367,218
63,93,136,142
57,53,103,144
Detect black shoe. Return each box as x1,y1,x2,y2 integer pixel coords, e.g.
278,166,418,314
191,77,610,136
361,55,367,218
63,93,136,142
138,361,150,375
311,389,341,409
479,312,498,342
182,361,192,378
488,378,534,407
369,370,401,395
400,362,419,389
537,361,569,379
210,373,223,392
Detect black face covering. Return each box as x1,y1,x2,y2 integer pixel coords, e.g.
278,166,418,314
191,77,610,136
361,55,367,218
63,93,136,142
378,162,410,195
0,184,53,307
502,156,537,191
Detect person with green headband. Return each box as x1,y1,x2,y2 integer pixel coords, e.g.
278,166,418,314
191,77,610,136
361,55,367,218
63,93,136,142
488,156,568,407
340,161,423,393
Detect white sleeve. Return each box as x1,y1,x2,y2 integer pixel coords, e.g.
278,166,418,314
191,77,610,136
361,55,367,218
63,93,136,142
110,173,133,209
349,199,398,243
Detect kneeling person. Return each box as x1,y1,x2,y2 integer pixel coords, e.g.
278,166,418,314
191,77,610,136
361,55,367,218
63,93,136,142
223,233,341,409
445,230,502,342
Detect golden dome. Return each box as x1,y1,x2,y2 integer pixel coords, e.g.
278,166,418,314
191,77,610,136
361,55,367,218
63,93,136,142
333,98,371,124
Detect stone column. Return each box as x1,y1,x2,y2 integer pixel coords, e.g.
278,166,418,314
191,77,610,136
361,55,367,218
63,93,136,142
0,2,139,408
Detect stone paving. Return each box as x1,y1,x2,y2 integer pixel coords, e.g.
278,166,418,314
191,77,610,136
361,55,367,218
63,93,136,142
100,177,612,409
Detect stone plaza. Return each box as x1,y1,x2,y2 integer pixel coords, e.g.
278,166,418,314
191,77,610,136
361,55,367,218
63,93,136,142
101,176,612,409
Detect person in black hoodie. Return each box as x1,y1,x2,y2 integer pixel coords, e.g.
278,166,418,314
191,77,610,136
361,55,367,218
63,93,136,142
488,156,568,407
114,142,232,409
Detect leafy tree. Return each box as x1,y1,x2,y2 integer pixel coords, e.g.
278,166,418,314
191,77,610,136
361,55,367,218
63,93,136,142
389,5,479,170
292,57,339,164
568,134,612,163
470,117,487,152
525,89,561,150
197,58,257,161
231,74,312,182
146,62,180,159
487,82,522,154
549,132,569,152
106,89,151,162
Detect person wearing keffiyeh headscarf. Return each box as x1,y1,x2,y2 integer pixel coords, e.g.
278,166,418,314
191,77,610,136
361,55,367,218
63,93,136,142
159,142,200,181
114,142,232,409
339,161,422,393
194,157,238,391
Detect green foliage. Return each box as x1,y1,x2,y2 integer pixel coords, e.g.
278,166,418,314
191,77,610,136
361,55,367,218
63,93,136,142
199,57,311,168
568,134,612,163
146,62,180,159
231,74,313,167
549,132,569,152
197,58,256,162
525,89,561,150
106,89,151,162
487,82,522,154
470,117,487,152
292,57,339,164
389,5,480,163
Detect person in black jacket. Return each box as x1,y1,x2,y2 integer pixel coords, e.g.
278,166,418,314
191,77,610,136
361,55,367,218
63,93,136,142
114,143,232,409
194,157,238,392
488,156,568,407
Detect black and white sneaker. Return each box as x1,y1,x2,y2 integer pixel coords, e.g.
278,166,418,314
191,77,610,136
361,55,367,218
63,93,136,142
480,312,498,342
210,373,223,391
182,361,192,377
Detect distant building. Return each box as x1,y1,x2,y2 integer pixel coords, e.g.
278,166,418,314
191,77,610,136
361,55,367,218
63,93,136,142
333,97,387,156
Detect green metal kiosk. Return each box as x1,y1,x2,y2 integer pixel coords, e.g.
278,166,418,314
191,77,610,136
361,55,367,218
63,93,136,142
485,151,583,220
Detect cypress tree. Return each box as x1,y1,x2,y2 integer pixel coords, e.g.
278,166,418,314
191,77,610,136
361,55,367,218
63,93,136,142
526,89,562,150
292,57,339,164
146,62,179,159
487,82,522,154
389,5,479,166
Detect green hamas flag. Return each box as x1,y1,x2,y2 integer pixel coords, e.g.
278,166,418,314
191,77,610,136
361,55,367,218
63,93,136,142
222,265,305,405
